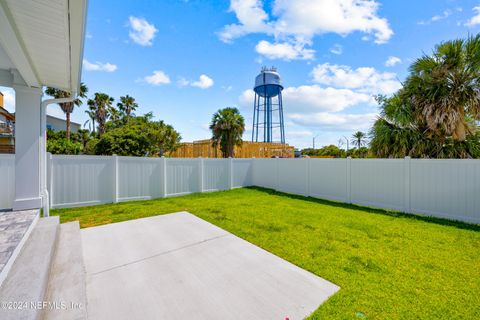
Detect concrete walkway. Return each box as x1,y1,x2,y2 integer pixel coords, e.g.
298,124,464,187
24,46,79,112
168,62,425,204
81,212,339,320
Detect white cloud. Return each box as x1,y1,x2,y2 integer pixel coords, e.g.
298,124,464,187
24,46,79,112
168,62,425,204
419,8,462,25
191,75,214,89
288,112,376,130
240,85,372,113
218,0,272,43
432,10,452,22
288,130,313,139
239,89,255,108
466,6,480,26
283,85,373,113
219,0,393,51
330,44,343,55
273,0,393,44
255,40,314,60
143,70,171,85
179,75,214,89
177,78,190,87
385,56,401,67
128,16,158,46
311,63,401,95
83,59,118,72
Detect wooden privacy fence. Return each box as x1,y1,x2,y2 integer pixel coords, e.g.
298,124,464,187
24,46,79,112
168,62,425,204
0,155,479,224
170,140,294,158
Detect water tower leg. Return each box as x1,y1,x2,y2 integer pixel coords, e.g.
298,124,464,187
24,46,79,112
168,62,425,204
279,92,285,144
267,96,272,142
252,94,257,142
263,87,267,142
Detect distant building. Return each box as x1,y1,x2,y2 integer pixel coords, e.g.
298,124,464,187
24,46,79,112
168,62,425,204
46,115,81,133
0,93,15,153
0,92,81,153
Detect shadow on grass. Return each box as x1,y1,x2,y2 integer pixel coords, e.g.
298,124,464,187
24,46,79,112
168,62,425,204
245,186,480,232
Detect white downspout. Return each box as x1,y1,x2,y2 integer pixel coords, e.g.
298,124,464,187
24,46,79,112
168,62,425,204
40,94,76,217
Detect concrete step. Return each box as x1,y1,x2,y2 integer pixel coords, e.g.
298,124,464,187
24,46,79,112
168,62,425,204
0,216,60,320
42,221,87,320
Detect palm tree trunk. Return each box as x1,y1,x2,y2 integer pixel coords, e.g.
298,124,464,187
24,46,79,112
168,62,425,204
66,112,71,141
228,136,234,158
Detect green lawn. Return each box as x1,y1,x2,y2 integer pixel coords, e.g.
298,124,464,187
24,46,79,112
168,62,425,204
52,187,480,319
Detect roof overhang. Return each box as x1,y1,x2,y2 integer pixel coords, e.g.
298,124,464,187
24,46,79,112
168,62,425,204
0,0,88,92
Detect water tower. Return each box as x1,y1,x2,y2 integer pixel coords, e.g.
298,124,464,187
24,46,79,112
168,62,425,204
252,67,285,144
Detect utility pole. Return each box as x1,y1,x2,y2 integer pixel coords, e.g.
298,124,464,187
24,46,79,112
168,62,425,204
342,136,349,152
313,134,319,149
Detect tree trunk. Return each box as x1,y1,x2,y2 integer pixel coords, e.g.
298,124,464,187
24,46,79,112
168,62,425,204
66,112,71,141
228,136,234,158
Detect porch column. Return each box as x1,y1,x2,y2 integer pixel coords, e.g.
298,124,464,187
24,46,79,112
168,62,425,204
12,85,43,211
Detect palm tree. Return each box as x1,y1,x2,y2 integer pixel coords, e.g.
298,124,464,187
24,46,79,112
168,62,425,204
210,107,245,158
45,82,88,140
405,35,480,141
370,94,480,158
148,121,181,156
370,36,480,159
87,93,114,136
76,129,91,149
117,95,138,121
108,105,121,123
351,131,368,148
84,100,96,133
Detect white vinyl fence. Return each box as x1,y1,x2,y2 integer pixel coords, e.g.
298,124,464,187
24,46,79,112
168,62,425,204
0,154,479,224
46,155,253,208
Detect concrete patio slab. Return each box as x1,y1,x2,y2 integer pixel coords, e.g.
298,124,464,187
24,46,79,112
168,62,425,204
82,212,339,320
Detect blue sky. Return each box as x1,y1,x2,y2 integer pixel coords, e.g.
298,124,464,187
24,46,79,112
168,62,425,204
3,0,480,148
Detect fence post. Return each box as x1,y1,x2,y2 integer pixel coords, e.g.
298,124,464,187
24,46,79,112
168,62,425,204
276,156,280,191
346,157,352,203
250,157,255,186
306,157,310,197
199,157,204,192
112,155,118,203
161,156,167,198
404,156,411,213
228,157,234,189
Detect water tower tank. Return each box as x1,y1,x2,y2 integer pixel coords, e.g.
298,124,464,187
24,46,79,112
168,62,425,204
252,67,285,144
